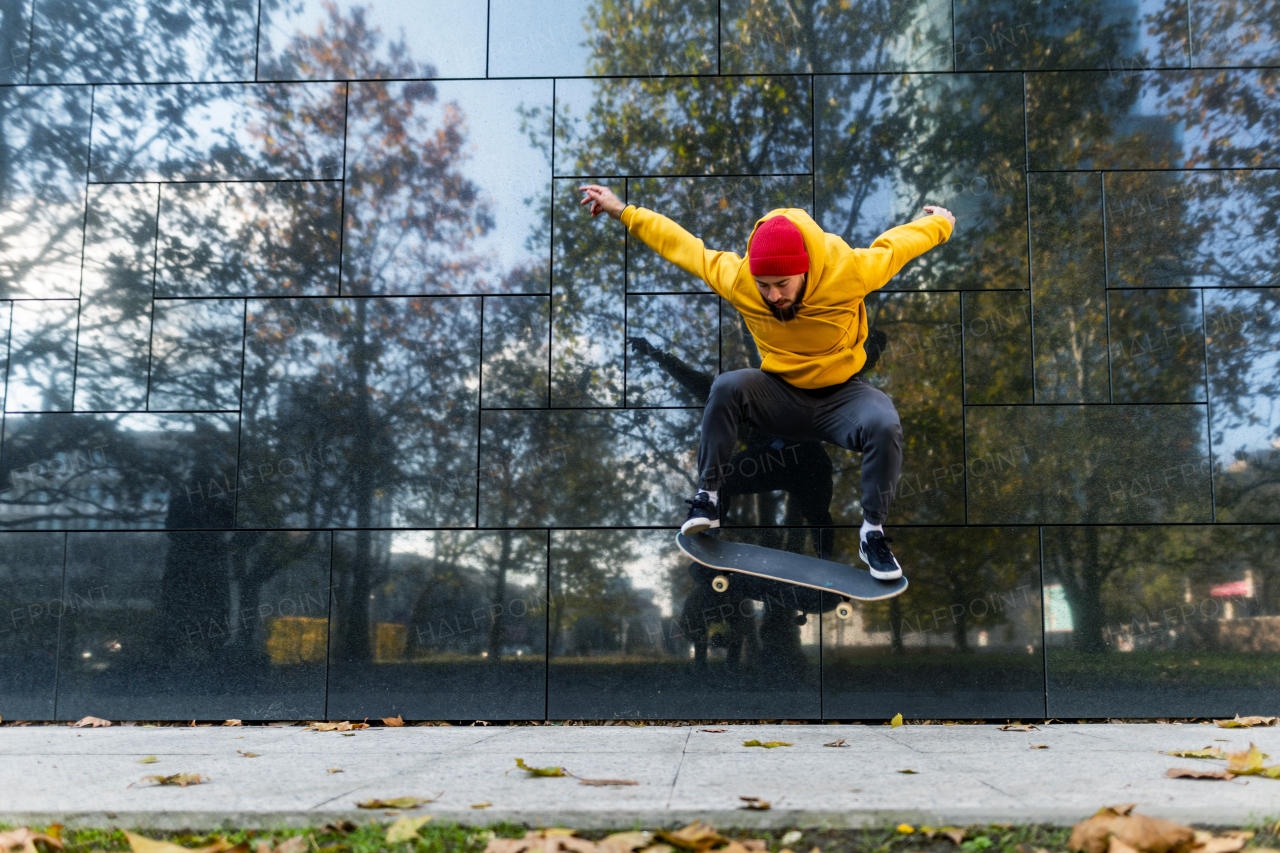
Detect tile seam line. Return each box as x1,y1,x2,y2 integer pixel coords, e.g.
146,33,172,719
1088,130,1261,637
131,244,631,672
303,750,469,811
13,399,1214,414
10,64,1280,89
663,726,693,810
4,520,1273,533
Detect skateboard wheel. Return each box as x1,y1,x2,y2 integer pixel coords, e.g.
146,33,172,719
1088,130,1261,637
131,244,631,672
835,601,854,620
711,574,730,593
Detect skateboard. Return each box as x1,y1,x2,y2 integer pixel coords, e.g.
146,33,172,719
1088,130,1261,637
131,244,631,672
676,532,908,619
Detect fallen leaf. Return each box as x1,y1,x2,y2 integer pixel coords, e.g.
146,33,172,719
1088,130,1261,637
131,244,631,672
700,728,726,733
1030,745,1049,750
386,816,433,843
1160,748,1224,759
326,768,343,774
356,796,437,809
824,739,848,748
254,839,305,853
578,778,639,786
780,833,803,848
72,716,111,728
999,724,1040,732
720,844,762,853
122,833,247,853
739,796,770,810
223,720,242,727
237,750,260,758
382,715,406,727
639,845,676,853
138,756,158,764
124,833,200,853
890,713,903,728
597,832,652,853
1214,715,1277,728
0,828,64,853
1190,833,1248,853
898,769,918,774
483,830,598,853
510,757,568,777
942,830,966,845
1227,743,1268,774
742,740,791,748
471,802,492,809
1067,803,1195,853
135,773,209,788
657,822,727,852
896,825,915,834
306,721,369,732
319,822,356,836
1166,768,1235,780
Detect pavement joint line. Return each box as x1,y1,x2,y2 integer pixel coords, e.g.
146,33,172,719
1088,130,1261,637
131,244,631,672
663,727,693,811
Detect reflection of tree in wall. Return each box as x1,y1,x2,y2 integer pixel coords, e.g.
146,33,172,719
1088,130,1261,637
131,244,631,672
1037,0,1280,652
247,8,496,665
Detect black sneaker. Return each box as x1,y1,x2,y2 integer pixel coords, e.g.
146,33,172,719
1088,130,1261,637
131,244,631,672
859,531,902,581
680,491,719,535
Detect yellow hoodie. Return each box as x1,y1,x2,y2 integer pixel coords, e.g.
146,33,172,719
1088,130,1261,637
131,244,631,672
620,205,953,389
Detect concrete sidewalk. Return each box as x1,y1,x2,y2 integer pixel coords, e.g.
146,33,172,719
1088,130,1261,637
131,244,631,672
2,723,1278,829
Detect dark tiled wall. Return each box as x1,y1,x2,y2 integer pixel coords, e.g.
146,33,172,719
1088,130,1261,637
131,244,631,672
1,0,1277,721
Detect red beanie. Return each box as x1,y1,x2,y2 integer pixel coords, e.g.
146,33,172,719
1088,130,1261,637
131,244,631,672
748,216,809,276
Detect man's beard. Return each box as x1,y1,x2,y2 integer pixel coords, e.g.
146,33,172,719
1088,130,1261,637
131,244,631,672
767,276,807,322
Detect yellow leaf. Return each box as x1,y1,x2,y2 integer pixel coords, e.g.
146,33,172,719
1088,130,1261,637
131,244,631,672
896,825,915,834
890,713,903,727
1160,747,1224,759
356,796,436,809
470,802,492,809
742,740,791,748
386,816,433,843
125,833,194,853
237,750,260,758
1226,743,1266,774
138,756,158,764
511,757,568,777
136,773,209,788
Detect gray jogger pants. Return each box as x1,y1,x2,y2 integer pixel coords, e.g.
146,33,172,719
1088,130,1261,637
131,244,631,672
696,368,903,524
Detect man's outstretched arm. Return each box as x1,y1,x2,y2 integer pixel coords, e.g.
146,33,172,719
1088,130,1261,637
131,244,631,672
839,205,956,298
580,184,741,299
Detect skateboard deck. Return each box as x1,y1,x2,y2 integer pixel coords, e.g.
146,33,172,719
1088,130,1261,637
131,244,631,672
676,532,907,602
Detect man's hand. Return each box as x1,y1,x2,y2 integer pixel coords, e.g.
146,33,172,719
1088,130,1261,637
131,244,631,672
627,336,659,357
921,205,955,228
580,184,626,220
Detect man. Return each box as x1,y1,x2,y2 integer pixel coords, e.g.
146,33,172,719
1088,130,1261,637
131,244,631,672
580,184,955,581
